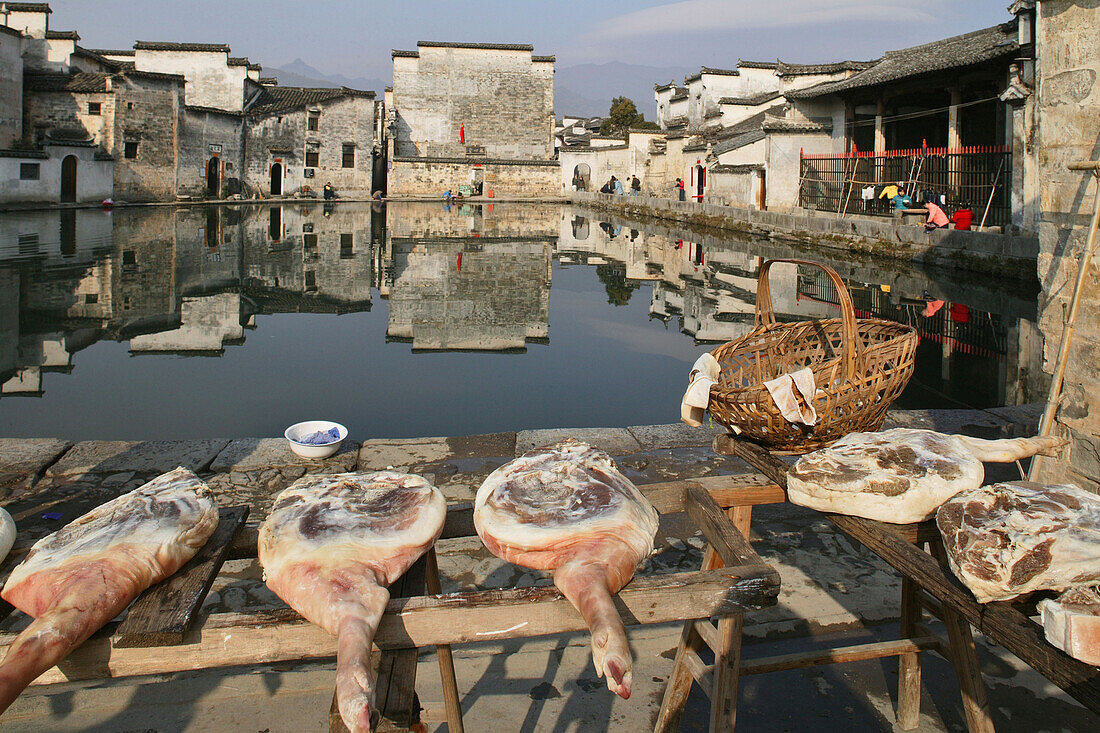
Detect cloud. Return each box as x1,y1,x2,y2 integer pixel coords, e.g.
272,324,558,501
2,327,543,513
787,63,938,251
587,0,938,42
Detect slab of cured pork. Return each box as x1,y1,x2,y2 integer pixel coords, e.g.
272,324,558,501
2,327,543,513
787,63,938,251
937,481,1100,603
0,467,218,713
787,429,1065,524
474,440,659,699
1038,583,1100,666
259,472,446,733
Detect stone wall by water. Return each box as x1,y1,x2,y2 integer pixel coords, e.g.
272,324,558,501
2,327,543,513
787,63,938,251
388,159,559,197
1034,0,1100,492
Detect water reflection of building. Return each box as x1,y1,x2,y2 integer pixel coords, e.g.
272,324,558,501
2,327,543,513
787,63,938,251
384,203,555,351
0,204,376,394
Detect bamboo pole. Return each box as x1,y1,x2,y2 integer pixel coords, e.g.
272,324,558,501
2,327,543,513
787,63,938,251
1029,161,1100,481
978,157,1006,231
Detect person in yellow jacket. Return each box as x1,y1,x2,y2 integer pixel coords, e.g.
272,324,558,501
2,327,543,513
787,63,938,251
879,181,903,201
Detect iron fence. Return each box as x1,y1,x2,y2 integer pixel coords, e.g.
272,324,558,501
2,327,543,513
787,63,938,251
799,145,1012,228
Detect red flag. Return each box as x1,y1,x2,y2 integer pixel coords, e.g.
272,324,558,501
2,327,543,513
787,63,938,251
460,124,465,143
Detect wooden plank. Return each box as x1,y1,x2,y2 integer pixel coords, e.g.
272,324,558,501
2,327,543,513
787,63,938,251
686,486,765,569
114,506,249,648
682,645,712,690
713,435,790,488
709,613,744,733
653,623,705,733
424,548,465,733
693,619,719,651
375,556,427,729
897,575,923,730
827,513,1100,713
740,636,942,675
1,565,778,687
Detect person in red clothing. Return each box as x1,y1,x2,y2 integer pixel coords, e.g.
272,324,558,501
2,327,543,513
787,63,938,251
952,203,974,230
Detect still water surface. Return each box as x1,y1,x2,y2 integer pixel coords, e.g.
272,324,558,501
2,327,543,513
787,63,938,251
0,202,1041,440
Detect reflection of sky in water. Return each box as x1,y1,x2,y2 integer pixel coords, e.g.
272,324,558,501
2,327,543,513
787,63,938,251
0,204,1040,440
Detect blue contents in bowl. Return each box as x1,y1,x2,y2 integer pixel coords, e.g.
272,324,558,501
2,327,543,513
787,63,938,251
297,427,341,445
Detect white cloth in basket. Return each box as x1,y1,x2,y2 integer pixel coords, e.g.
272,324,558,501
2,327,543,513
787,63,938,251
764,367,818,426
681,353,723,428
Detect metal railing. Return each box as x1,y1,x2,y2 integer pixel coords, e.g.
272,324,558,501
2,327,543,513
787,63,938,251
799,145,1012,228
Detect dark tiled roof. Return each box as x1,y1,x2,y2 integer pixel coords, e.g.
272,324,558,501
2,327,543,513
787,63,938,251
259,76,277,85
788,22,1019,98
24,71,109,93
248,62,262,71
669,91,687,102
247,85,375,116
0,148,48,159
45,30,78,40
134,41,230,53
3,3,51,12
712,163,764,173
761,116,832,132
71,46,123,68
392,49,418,58
186,104,243,117
94,150,113,161
532,55,555,63
719,91,782,106
654,81,677,91
713,129,765,155
227,57,250,67
776,59,877,77
0,24,23,38
418,41,533,51
127,68,185,83
685,66,740,83
737,60,778,70
88,48,134,56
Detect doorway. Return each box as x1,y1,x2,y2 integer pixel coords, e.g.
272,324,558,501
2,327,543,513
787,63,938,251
270,163,282,196
206,157,220,198
61,155,78,202
695,165,705,202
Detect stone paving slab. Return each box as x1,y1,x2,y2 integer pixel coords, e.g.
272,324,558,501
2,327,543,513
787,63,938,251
44,440,229,479
627,421,723,450
882,406,1040,438
209,438,359,474
0,439,71,496
516,427,642,456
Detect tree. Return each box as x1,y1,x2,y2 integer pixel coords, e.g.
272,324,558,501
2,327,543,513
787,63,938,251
596,263,640,307
599,97,659,136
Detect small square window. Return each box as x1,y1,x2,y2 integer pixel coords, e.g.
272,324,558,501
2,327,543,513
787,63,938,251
88,102,101,115
124,141,139,159
305,144,319,168
342,144,355,168
340,233,354,258
127,102,134,110
304,233,318,250
19,163,40,180
122,250,136,265
18,233,38,254
85,293,99,304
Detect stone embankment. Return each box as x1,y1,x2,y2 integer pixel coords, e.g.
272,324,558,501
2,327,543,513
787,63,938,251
5,404,1093,731
574,192,1040,280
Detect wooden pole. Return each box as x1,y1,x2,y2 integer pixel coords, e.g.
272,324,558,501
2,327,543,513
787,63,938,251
978,157,1006,231
1029,161,1100,480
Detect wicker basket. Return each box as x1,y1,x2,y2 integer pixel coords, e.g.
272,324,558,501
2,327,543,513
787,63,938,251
707,258,918,452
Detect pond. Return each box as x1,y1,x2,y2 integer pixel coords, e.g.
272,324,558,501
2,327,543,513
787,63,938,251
0,202,1043,441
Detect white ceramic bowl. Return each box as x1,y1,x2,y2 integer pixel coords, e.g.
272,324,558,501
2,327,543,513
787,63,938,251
284,420,348,459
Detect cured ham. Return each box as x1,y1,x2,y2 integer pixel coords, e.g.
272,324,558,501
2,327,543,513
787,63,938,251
0,467,217,713
1038,583,1100,665
474,440,659,698
937,481,1100,603
259,472,446,733
787,429,1065,524
0,508,13,562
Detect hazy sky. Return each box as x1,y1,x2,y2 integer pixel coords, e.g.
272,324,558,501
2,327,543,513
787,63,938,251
49,0,1016,77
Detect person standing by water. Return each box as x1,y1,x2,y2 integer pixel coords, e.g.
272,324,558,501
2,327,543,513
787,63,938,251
572,171,584,191
612,176,625,195
630,175,641,196
676,178,685,201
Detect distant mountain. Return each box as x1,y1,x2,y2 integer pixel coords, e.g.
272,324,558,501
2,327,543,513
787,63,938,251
265,59,694,120
266,59,387,95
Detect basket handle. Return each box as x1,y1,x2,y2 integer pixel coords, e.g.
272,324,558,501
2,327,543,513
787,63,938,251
754,258,860,381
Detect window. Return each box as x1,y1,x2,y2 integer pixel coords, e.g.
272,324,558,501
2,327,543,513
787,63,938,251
19,163,40,180
340,233,353,258
88,102,101,115
127,102,134,110
123,250,136,265
307,111,319,131
305,270,317,291
304,233,318,250
18,233,38,255
342,144,355,168
124,141,139,159
305,142,319,168
85,293,99,304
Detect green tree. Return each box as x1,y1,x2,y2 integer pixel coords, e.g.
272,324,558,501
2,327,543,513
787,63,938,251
599,97,659,136
596,263,640,307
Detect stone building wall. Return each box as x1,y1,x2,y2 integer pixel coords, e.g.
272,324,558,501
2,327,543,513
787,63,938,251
112,75,182,201
22,86,113,147
245,96,377,197
0,27,22,147
0,144,112,203
178,108,244,198
385,201,559,239
391,44,554,160
1034,0,1100,492
388,159,559,197
133,47,247,111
